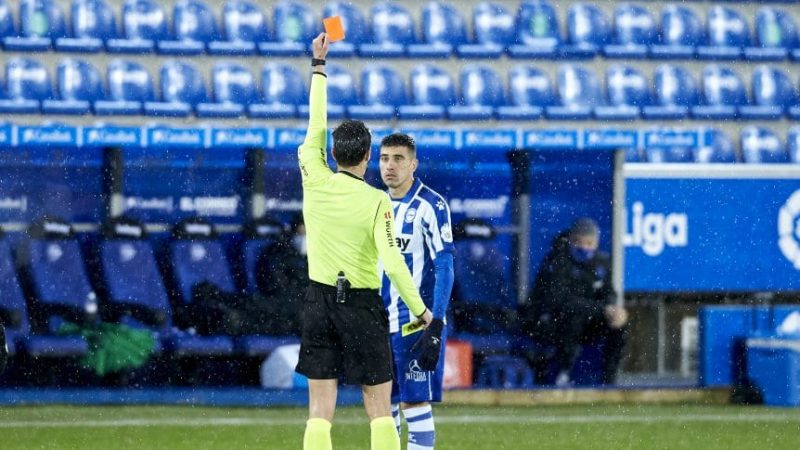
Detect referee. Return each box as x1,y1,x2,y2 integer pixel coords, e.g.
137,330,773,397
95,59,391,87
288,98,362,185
297,33,433,450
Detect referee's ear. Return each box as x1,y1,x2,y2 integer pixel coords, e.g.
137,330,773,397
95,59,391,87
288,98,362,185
363,149,372,163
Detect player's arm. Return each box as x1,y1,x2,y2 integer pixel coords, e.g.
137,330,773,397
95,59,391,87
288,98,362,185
373,194,430,321
424,199,455,322
298,33,332,186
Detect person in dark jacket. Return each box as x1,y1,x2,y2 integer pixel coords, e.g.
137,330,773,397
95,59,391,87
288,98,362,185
521,218,628,386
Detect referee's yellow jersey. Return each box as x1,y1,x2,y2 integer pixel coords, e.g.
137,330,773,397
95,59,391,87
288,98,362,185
298,73,427,317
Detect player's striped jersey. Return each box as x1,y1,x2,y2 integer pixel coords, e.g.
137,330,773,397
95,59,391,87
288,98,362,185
381,178,454,333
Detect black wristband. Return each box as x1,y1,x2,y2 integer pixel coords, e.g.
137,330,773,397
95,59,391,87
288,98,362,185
311,58,326,67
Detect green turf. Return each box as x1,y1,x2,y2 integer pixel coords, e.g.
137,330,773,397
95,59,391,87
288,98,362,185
1,403,799,449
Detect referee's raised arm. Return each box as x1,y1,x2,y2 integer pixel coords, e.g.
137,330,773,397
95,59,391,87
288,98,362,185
298,33,332,188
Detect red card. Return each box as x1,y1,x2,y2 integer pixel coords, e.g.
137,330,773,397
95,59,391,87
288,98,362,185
323,16,346,42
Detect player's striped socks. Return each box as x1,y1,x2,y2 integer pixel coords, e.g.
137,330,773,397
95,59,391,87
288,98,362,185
404,405,435,450
391,404,401,437
370,416,401,450
303,418,332,450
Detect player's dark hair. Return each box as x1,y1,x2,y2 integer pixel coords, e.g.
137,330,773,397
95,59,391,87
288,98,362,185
332,120,371,167
380,133,417,157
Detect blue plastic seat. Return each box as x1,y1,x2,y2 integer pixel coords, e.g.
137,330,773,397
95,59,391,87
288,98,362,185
642,64,698,120
398,64,455,120
696,129,737,163
408,2,466,58
697,7,749,60
0,1,16,44
107,0,168,54
448,65,505,120
3,0,66,51
457,2,515,58
645,146,694,163
746,8,797,61
298,63,353,120
603,4,656,59
94,60,154,116
546,64,600,120
259,0,314,56
360,2,416,58
560,4,609,59
144,61,207,117
740,66,797,120
157,0,218,55
595,65,649,120
508,0,560,58
247,62,305,119
788,128,800,163
196,63,256,118
496,66,551,120
348,64,406,120
650,6,703,59
476,355,534,388
322,2,368,58
208,0,268,56
741,126,789,163
0,58,52,114
42,59,104,115
691,65,747,120
55,0,117,53
100,219,232,356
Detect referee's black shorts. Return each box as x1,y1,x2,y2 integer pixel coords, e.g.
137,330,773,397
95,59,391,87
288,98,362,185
295,280,393,386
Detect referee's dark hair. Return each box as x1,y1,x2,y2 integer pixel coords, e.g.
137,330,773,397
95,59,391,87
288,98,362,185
332,120,372,167
380,133,417,157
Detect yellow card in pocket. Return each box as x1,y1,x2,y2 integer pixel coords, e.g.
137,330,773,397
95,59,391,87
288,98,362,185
401,319,426,337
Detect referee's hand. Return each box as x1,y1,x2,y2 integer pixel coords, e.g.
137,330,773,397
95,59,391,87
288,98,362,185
312,33,330,60
419,308,434,326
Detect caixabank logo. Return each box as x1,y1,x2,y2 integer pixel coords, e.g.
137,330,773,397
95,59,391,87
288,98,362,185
778,189,800,270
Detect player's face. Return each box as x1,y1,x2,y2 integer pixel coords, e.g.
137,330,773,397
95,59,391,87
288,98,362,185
379,146,418,189
571,234,599,252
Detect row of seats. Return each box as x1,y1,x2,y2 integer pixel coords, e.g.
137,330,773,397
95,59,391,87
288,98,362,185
4,56,800,121
627,127,800,164
2,1,800,61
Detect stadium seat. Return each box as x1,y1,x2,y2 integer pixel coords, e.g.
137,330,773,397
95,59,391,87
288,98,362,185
697,6,749,60
398,64,455,120
595,65,649,120
94,60,154,115
98,218,232,357
645,146,694,163
496,65,551,120
348,64,406,120
448,65,505,120
18,219,97,340
739,66,797,120
741,126,789,163
642,64,698,120
259,0,315,56
196,63,257,118
457,2,515,58
0,229,87,358
107,0,168,54
208,0,268,56
745,8,797,61
0,1,15,44
476,355,534,388
247,62,305,119
360,2,416,58
624,147,643,162
508,0,560,59
144,61,207,117
42,59,104,115
408,2,467,58
322,2,368,57
157,0,218,55
0,58,52,114
3,0,66,52
55,0,117,53
696,129,737,163
297,63,353,119
546,64,600,120
691,65,747,120
560,4,609,59
603,4,656,59
788,128,800,163
650,6,703,59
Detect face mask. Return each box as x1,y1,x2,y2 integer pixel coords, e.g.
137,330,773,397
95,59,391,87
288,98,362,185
569,245,595,263
292,236,307,255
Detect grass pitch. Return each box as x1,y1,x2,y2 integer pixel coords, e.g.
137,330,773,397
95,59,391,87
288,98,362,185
1,403,799,449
